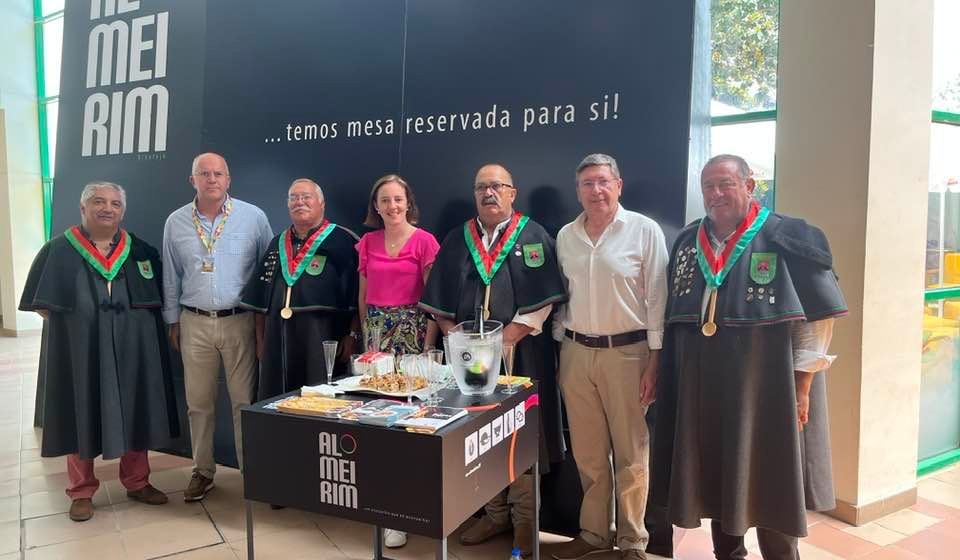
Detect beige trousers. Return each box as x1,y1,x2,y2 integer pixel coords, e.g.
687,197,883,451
180,310,257,478
485,472,534,526
558,339,651,552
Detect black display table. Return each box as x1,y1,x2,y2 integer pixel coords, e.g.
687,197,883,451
241,383,541,560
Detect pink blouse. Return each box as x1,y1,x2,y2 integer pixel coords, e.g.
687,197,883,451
357,228,440,307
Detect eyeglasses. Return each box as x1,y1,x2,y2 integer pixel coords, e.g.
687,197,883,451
701,180,741,193
577,179,616,190
473,182,514,194
194,171,228,179
287,194,317,203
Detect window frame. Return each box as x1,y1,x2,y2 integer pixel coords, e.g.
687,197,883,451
33,0,63,241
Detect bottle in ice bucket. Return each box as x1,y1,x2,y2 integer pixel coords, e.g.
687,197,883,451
447,316,503,396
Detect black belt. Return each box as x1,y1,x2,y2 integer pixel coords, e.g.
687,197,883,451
182,306,246,318
565,329,646,348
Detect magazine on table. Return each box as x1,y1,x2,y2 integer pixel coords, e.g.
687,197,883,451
395,406,468,433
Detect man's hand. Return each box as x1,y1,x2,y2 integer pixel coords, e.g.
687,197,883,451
255,332,264,361
338,333,356,362
503,322,534,346
36,310,50,320
639,364,658,406
795,371,815,432
168,323,180,353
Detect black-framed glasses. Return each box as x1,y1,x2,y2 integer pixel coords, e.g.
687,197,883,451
473,182,514,194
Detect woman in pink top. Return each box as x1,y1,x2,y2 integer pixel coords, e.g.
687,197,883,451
357,174,440,356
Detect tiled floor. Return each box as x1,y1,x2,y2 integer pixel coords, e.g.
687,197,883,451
1,333,957,559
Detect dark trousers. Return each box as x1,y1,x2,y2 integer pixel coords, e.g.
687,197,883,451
710,520,799,560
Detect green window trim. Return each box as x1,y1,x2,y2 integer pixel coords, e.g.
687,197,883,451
918,448,960,477
33,1,62,241
933,110,960,126
711,110,778,126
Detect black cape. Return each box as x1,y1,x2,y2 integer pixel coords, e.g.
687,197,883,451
240,224,358,399
650,213,847,538
420,217,568,464
19,231,179,459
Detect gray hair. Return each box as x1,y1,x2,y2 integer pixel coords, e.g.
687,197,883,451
704,154,751,180
576,153,621,180
191,152,231,176
80,181,126,212
289,178,324,201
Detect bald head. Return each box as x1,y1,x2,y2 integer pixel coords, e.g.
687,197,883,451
475,164,514,187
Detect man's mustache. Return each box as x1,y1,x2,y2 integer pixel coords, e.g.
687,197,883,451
482,195,498,205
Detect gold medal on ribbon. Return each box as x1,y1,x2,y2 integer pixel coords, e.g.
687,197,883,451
701,289,718,337
280,286,293,320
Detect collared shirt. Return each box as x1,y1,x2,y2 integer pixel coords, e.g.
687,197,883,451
702,219,835,372
553,204,669,349
162,196,273,323
476,215,552,335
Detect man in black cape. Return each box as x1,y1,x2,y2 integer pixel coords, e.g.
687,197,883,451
650,155,847,560
241,178,358,399
20,181,178,522
420,164,567,557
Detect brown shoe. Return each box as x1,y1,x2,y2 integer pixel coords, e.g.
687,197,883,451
621,550,647,560
550,537,612,560
459,515,511,545
513,522,535,557
69,498,94,522
183,473,214,502
127,484,168,505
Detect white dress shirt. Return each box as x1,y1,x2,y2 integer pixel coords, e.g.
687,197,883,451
553,204,669,349
476,216,552,335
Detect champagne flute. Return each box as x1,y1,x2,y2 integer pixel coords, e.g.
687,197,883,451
501,343,519,395
427,349,445,405
322,340,338,385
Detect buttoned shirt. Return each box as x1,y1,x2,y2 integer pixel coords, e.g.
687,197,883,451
162,196,273,324
553,204,669,349
703,222,835,372
476,215,552,335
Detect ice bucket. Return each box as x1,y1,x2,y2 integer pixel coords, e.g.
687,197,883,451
448,320,503,396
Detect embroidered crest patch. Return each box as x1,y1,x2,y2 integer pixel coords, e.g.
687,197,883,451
137,260,154,280
305,255,326,276
522,243,544,268
749,253,777,285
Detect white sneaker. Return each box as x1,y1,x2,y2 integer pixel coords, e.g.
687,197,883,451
384,528,407,548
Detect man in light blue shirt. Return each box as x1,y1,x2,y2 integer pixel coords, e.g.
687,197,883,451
162,152,272,501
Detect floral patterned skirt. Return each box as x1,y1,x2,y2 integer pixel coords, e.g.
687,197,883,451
365,304,427,355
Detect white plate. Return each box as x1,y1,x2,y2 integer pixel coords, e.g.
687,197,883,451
335,375,433,400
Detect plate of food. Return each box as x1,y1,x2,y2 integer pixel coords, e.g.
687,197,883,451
336,374,432,400
275,396,363,418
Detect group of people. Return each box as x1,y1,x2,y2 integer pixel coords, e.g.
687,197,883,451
21,150,846,560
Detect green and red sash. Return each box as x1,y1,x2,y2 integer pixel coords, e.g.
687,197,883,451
464,212,529,285
696,201,769,289
278,221,336,286
64,226,131,281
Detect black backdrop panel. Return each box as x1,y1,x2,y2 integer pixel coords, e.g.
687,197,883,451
51,0,696,526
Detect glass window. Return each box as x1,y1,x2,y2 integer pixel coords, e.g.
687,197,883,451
45,101,59,174
921,296,960,460
42,16,63,98
711,0,779,115
42,0,65,17
710,121,776,206
933,0,960,114
926,123,960,288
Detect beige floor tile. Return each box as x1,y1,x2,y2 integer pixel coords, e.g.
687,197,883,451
20,491,72,519
19,449,43,463
208,503,316,542
0,453,18,469
934,466,960,487
0,520,18,555
24,510,118,548
120,514,222,559
0,496,18,524
0,552,18,560
112,491,205,531
165,543,238,559
918,478,960,509
0,466,18,483
21,430,41,451
843,522,907,546
229,526,345,560
874,508,942,536
20,473,70,496
148,467,191,494
0,480,17,500
797,541,845,560
24,531,126,560
20,459,67,479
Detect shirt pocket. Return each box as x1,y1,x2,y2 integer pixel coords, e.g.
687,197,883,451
220,233,255,256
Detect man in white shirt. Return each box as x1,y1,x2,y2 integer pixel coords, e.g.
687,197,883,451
550,154,668,560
